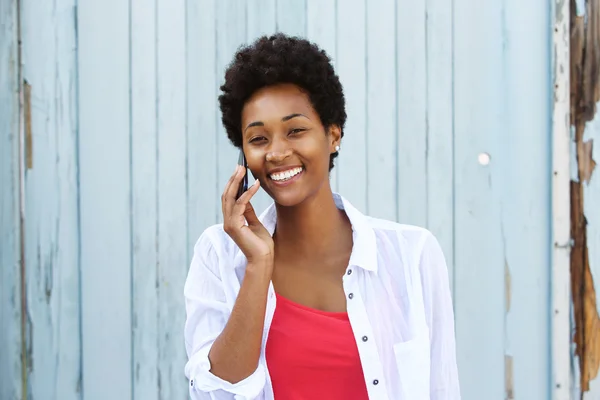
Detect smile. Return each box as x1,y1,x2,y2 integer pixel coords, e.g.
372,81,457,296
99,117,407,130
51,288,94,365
269,167,303,182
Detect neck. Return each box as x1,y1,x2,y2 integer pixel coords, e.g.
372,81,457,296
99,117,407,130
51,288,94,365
273,186,349,259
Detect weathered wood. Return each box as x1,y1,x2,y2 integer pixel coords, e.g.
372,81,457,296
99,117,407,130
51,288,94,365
20,1,81,399
425,0,454,295
130,0,158,398
502,0,553,398
366,0,396,220
336,0,367,213
156,0,188,398
396,0,427,227
0,1,23,399
77,1,132,398
453,0,506,397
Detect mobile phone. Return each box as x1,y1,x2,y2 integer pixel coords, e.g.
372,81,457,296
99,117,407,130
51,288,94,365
236,150,248,200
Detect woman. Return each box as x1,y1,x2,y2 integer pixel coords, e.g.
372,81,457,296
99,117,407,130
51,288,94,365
184,33,460,400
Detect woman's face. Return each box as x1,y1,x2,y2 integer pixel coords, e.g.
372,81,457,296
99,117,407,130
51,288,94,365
241,83,340,207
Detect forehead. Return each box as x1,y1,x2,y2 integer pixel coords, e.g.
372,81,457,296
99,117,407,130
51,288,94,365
241,83,316,123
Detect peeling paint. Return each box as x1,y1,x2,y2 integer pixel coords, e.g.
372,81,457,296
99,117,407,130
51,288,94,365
570,0,600,393
505,355,514,399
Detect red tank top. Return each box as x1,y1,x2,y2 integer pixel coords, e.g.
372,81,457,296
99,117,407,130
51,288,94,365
265,293,370,399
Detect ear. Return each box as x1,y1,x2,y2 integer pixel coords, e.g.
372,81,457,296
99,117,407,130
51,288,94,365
328,125,342,153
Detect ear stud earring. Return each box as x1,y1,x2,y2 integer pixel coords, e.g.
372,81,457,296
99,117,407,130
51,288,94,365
335,145,340,152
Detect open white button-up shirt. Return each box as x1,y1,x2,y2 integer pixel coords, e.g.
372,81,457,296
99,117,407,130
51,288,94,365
184,193,461,399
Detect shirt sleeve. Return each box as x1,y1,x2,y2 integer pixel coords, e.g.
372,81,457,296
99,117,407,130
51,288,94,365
418,231,462,400
184,230,267,400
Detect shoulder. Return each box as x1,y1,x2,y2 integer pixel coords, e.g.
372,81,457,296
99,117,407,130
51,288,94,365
192,223,239,263
365,215,435,253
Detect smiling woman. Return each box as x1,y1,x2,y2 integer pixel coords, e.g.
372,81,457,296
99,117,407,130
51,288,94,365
183,33,461,400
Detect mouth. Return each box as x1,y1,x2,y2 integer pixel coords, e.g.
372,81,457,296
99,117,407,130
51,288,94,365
268,166,304,186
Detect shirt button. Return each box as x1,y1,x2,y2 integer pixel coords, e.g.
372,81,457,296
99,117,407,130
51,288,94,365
190,379,194,387
362,336,368,342
373,379,379,385
347,269,353,275
348,293,354,299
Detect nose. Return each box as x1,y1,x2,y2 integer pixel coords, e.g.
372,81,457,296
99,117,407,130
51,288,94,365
265,141,292,163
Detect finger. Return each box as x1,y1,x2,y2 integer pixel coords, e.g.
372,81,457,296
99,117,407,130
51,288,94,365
222,166,244,213
231,180,260,220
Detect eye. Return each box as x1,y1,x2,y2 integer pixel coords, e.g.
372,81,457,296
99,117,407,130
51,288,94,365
288,128,305,135
249,136,266,144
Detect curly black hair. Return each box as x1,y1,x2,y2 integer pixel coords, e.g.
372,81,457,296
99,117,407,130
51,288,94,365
218,33,347,170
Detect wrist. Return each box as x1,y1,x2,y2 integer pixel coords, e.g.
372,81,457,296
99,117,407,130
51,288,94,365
245,260,274,281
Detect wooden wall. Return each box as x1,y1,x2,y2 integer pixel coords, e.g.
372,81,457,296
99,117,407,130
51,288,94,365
0,0,556,399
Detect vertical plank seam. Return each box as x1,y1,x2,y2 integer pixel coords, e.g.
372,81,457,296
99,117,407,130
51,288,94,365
424,0,430,228
450,0,457,303
73,0,84,397
16,0,28,396
154,0,161,395
394,0,399,222
128,0,134,397
214,0,219,223
364,0,369,213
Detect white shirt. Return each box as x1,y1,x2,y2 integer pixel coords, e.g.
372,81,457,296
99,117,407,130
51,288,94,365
184,193,461,400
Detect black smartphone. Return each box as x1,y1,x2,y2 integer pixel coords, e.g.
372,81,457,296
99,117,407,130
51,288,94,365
236,150,248,200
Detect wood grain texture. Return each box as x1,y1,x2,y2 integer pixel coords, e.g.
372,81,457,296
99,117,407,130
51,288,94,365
0,1,23,399
336,0,367,213
502,0,552,399
131,0,158,398
187,0,219,249
453,0,506,397
366,0,396,221
77,1,132,398
425,0,454,295
20,1,81,399
396,0,426,227
156,0,188,398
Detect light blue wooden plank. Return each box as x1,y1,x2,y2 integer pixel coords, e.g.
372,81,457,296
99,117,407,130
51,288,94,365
502,1,552,399
246,0,276,216
130,0,158,398
336,0,367,213
216,0,247,224
187,0,218,251
156,0,188,398
20,1,81,399
396,0,427,227
366,0,396,221
425,0,454,295
453,0,506,398
276,0,306,37
306,0,338,193
77,1,132,398
0,1,23,399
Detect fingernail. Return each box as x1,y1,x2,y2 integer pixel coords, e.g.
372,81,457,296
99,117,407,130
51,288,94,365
254,179,260,186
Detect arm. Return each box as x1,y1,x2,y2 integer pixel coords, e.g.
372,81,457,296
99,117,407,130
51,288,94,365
184,233,270,400
419,231,461,399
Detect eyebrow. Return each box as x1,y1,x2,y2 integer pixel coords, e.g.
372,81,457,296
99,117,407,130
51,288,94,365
244,113,309,132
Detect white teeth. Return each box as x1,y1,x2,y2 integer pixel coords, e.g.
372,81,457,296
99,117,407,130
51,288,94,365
270,167,303,181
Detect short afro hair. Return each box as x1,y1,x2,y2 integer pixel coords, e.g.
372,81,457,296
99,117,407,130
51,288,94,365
218,33,347,170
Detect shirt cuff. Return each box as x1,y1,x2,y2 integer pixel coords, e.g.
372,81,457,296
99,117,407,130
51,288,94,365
186,346,266,400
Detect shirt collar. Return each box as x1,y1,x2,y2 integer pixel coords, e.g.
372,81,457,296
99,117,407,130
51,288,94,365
257,193,378,274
